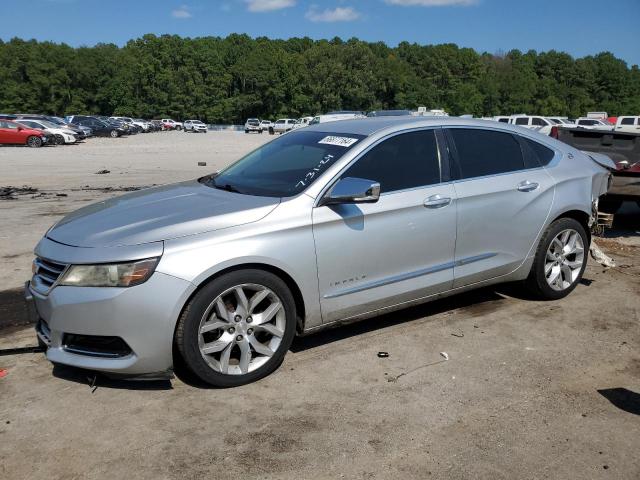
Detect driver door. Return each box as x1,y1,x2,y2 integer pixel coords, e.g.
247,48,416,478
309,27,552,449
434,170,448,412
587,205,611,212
312,129,457,323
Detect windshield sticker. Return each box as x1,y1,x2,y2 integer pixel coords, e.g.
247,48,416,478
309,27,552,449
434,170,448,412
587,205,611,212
318,136,359,148
295,154,335,189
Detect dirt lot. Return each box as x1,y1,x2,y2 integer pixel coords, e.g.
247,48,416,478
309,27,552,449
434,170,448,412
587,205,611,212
0,132,639,479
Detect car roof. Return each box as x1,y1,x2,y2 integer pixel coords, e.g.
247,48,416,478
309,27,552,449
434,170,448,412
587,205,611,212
303,116,539,136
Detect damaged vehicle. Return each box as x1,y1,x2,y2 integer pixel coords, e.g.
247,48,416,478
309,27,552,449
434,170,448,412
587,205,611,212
26,117,612,387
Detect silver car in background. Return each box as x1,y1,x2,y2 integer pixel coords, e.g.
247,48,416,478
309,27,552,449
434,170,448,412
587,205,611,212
26,117,612,387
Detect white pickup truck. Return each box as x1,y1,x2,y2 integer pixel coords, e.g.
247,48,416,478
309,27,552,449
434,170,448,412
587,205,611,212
508,115,554,135
615,116,640,134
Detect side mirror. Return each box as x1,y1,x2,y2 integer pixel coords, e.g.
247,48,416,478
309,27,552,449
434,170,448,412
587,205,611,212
17,126,24,131
321,177,381,206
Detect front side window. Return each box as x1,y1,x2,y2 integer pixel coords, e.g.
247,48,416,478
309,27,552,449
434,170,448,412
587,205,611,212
341,130,441,193
206,130,365,197
620,117,634,125
449,128,525,179
532,117,547,126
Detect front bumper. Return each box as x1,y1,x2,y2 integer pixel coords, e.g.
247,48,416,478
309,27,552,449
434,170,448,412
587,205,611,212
25,272,195,377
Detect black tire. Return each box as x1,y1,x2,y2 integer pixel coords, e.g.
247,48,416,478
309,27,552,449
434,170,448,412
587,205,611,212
176,126,182,131
269,127,274,135
175,269,297,387
245,130,249,134
55,135,65,145
26,136,43,148
525,217,588,300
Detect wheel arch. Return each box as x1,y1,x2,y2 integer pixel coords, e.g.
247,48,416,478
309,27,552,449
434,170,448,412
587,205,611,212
176,262,307,336
550,208,592,243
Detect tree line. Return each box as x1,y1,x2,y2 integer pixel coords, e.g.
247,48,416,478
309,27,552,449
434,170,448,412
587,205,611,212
1,34,638,123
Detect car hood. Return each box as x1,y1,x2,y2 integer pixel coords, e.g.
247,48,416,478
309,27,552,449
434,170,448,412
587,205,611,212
46,180,280,248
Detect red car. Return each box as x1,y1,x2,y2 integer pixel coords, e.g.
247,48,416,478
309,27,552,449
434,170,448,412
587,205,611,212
0,120,46,147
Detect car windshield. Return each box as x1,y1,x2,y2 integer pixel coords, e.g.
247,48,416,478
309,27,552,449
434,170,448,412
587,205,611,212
202,130,365,197
37,120,59,128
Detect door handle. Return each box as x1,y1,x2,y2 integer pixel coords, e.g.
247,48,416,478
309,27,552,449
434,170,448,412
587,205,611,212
423,194,451,208
517,180,539,192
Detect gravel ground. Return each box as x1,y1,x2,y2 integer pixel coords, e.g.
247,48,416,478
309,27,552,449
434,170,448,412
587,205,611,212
0,131,638,479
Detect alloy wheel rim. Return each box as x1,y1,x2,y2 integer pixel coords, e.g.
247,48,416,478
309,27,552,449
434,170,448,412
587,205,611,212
28,137,40,147
545,229,585,291
198,283,285,375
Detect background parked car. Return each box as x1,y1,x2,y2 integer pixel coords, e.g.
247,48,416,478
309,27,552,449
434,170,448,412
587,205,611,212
552,123,639,213
244,118,262,134
184,120,208,133
0,120,47,147
17,114,89,140
575,118,614,130
65,115,126,137
291,116,314,130
367,110,412,117
508,115,554,135
260,120,273,132
17,119,77,145
309,113,363,125
615,116,640,134
269,118,296,134
161,119,182,130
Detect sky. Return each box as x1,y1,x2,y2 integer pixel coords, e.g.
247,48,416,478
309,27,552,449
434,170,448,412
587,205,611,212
1,0,639,66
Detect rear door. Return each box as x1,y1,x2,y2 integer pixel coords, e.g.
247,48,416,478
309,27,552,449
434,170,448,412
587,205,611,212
313,128,457,322
444,127,555,287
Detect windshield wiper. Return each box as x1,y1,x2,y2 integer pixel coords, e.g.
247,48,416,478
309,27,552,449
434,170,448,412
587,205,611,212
212,180,242,194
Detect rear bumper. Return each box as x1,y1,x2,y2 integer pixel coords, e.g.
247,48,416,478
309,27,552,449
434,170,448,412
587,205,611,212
25,272,195,377
606,174,640,199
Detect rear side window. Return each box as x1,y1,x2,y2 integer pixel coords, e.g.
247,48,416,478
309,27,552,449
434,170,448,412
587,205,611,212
342,130,441,193
532,117,547,126
520,137,555,167
515,117,529,125
449,129,525,179
620,117,634,125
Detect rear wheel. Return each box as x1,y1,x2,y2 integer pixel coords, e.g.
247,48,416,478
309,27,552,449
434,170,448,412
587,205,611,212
26,136,42,148
526,217,588,299
175,269,296,387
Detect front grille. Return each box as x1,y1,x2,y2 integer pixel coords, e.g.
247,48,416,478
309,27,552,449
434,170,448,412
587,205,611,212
32,257,68,295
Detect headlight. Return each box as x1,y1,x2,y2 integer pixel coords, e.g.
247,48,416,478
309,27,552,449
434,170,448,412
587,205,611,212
59,258,160,287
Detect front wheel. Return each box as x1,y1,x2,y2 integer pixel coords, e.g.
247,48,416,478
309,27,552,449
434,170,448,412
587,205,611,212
525,218,588,300
27,136,43,148
175,269,297,387
109,130,119,138
55,135,65,145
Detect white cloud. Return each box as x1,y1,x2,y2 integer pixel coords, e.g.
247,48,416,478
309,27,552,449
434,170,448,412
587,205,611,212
171,5,192,18
305,6,361,22
384,0,477,6
245,0,296,12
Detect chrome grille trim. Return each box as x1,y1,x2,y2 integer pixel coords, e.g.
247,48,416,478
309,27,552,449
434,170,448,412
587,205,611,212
31,257,69,295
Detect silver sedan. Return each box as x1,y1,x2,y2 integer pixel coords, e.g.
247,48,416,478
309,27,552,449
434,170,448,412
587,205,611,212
27,117,613,386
